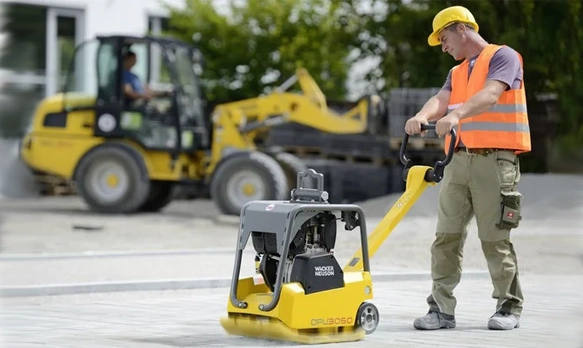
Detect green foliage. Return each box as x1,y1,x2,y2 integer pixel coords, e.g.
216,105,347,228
163,0,362,104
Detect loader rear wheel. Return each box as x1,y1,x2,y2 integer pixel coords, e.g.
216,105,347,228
356,302,379,335
273,152,307,190
211,151,288,215
75,144,150,214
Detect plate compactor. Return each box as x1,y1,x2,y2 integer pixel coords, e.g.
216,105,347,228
220,124,456,344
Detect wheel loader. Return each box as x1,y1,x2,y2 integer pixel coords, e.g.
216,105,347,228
19,35,385,215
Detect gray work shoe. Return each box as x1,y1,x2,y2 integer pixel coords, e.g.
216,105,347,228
413,310,456,330
488,311,520,330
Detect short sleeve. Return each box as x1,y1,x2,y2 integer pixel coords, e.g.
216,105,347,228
487,46,523,90
441,69,452,91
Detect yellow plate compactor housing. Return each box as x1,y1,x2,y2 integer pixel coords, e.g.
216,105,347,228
220,124,457,344
220,168,378,344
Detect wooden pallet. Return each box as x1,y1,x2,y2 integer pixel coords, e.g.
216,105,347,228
325,153,387,166
280,146,324,157
35,174,77,196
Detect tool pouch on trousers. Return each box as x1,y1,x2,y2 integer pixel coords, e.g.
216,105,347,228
497,191,523,230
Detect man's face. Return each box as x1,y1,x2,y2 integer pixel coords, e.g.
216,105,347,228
124,55,136,69
438,23,466,60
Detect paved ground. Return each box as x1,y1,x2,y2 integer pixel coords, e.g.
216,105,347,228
1,196,581,287
0,175,582,347
1,274,582,348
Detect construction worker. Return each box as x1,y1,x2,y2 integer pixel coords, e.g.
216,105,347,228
404,5,531,331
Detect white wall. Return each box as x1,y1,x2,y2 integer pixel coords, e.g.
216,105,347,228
4,0,187,40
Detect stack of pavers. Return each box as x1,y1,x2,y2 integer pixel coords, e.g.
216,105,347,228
387,87,442,141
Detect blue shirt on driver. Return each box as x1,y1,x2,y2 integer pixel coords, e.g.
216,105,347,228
123,70,145,94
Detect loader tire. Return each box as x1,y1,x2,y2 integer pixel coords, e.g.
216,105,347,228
211,151,288,215
138,181,175,212
273,152,307,191
74,144,150,214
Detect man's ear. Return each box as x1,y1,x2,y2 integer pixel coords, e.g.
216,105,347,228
457,23,467,34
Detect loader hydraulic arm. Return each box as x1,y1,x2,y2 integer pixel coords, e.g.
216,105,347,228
276,67,327,111
210,68,383,148
343,124,457,272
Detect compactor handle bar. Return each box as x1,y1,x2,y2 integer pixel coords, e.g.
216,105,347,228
399,124,457,183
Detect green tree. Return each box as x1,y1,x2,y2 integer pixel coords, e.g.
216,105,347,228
356,0,582,154
163,0,363,105
550,0,583,155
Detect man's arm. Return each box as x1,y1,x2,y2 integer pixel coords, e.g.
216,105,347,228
124,83,152,101
416,69,452,121
448,79,507,120
417,88,451,122
144,84,169,98
404,70,452,135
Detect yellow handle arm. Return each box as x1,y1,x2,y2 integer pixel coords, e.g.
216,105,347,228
343,165,437,272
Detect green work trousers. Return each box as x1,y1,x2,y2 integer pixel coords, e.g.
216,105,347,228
426,149,524,317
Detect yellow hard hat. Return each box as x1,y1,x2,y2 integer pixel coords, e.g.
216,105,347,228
428,6,479,46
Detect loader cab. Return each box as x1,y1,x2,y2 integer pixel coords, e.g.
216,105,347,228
61,35,209,152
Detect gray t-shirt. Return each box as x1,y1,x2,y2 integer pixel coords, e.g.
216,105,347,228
442,45,523,91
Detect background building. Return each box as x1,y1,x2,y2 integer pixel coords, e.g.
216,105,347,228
0,0,185,102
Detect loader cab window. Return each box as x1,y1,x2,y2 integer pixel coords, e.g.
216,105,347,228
119,40,181,150
96,41,119,103
168,45,205,128
62,39,100,111
164,44,209,149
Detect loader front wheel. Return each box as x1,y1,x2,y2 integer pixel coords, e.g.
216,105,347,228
211,151,288,215
75,144,150,214
356,302,379,335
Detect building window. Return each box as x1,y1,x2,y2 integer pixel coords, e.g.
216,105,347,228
0,3,47,85
148,16,170,36
0,3,48,136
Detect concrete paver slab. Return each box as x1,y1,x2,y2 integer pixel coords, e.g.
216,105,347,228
1,274,582,348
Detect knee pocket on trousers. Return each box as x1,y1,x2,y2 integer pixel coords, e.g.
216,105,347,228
493,151,523,233
497,191,523,230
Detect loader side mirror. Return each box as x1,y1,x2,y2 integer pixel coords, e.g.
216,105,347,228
399,124,457,183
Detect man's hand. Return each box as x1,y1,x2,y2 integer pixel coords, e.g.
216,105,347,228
405,114,429,136
435,112,460,137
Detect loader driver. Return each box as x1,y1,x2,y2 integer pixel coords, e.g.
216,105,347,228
404,6,531,331
123,51,168,104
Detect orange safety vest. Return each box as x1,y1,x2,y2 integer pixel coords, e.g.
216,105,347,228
445,44,531,154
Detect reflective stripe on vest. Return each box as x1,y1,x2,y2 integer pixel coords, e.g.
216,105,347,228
448,103,528,114
460,122,530,133
447,103,530,133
